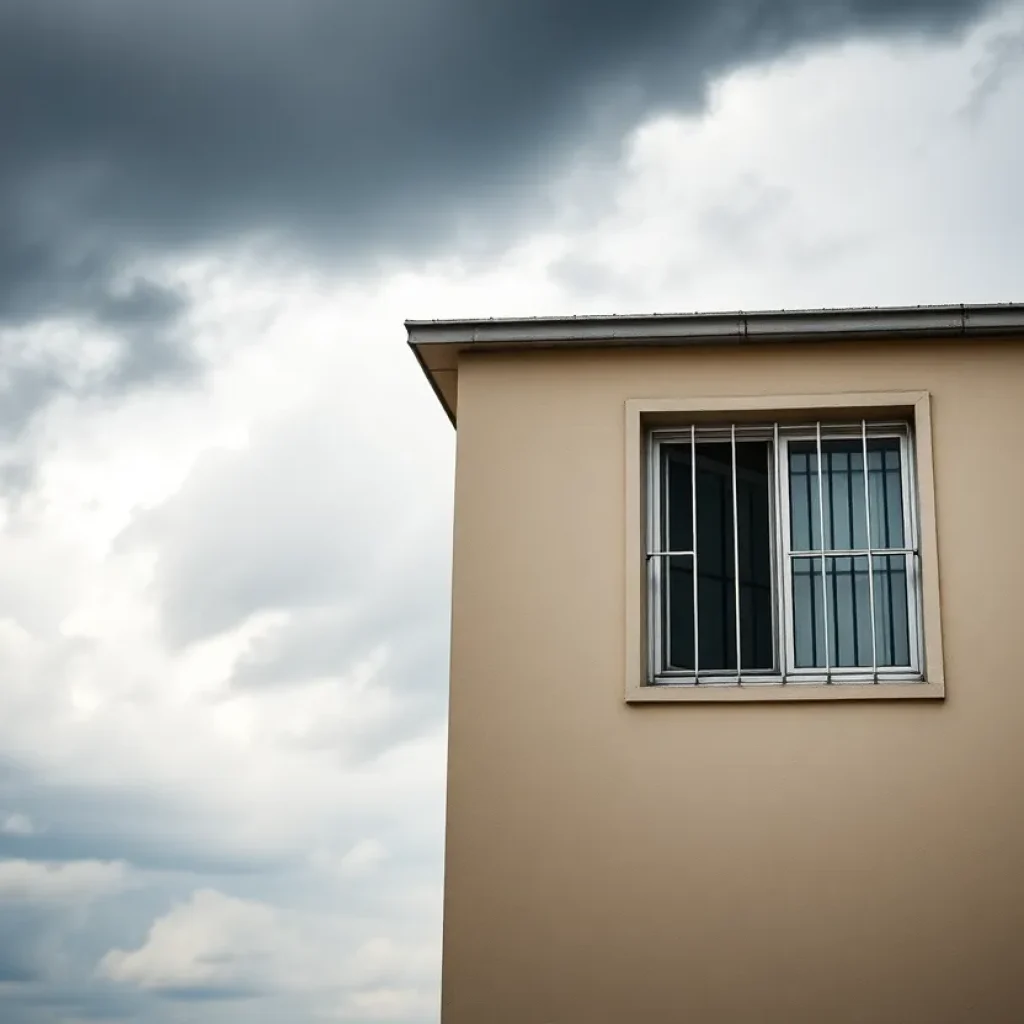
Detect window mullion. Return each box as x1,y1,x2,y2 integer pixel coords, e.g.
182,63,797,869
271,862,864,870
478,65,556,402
862,419,879,682
815,421,832,681
731,424,742,684
662,445,671,674
770,419,786,684
778,432,795,680
649,437,660,681
691,424,700,683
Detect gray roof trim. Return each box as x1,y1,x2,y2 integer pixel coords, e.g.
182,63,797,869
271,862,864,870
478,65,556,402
407,302,1024,348
406,302,1024,425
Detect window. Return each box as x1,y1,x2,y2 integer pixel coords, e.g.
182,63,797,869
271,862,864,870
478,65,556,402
646,419,924,686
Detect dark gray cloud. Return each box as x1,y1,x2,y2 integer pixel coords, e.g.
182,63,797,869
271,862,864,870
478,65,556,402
0,885,148,1024
0,0,1000,289
0,0,1001,436
964,15,1024,116
7,989,145,1022
0,320,197,442
0,907,49,983
152,986,264,1003
0,254,194,452
0,772,439,1021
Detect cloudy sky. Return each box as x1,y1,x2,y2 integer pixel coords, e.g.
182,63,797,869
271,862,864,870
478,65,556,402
0,1,1022,1021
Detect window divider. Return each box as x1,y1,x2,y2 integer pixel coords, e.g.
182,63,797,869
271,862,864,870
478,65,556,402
731,424,742,685
691,424,700,684
772,422,786,683
815,421,832,682
862,418,880,683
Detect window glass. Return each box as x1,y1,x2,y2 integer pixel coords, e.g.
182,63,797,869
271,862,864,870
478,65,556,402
788,438,903,551
660,441,774,673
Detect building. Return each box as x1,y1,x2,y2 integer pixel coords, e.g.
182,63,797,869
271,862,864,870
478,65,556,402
408,303,1024,1024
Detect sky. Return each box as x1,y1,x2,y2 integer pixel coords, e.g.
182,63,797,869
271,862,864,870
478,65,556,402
0,1,1022,1021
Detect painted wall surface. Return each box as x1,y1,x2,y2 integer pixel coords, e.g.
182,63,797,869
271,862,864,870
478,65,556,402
443,339,1024,1024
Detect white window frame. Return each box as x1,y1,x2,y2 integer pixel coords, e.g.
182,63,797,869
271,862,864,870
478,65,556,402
647,419,922,686
649,427,782,683
624,392,945,703
778,424,921,685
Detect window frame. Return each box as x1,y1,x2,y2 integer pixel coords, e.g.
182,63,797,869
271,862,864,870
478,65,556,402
647,422,922,686
624,391,945,703
779,425,921,684
648,426,782,683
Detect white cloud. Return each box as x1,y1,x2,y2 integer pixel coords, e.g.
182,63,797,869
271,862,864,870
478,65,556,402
0,812,36,836
528,6,1024,315
336,839,389,877
309,839,389,880
100,887,440,1018
99,889,279,992
0,859,131,903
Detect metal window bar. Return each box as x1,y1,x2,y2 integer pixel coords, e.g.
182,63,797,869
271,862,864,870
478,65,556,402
653,421,908,444
662,444,673,671
772,422,786,683
815,422,831,681
862,419,879,682
789,547,915,558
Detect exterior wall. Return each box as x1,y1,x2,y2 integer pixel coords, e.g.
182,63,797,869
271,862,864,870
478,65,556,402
443,338,1024,1024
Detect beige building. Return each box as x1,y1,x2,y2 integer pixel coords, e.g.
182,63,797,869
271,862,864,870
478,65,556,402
408,304,1024,1024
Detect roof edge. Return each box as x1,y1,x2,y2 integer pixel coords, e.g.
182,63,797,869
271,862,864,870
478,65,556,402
407,302,1024,348
405,302,1024,426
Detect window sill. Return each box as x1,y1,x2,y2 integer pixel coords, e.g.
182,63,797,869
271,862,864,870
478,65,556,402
625,679,945,703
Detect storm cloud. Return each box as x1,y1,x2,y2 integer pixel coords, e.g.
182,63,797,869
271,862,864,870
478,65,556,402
1,0,1002,302
0,0,1001,441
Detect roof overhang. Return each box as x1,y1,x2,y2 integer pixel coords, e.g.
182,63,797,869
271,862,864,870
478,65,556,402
406,302,1024,425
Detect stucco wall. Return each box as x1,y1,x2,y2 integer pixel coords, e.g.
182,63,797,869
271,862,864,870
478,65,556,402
444,339,1024,1024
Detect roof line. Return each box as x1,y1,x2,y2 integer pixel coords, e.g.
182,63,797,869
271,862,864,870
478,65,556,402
407,302,1024,347
405,301,1024,426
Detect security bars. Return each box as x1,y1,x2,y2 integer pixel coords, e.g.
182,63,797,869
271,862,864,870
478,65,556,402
647,420,921,685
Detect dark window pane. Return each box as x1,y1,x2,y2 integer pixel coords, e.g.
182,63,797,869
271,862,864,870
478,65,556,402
661,447,693,553
788,444,819,551
663,554,695,670
867,439,903,549
874,554,911,667
849,450,867,550
789,460,812,550
660,439,774,673
792,557,824,667
831,555,873,667
830,450,852,549
791,553,911,669
790,437,904,552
